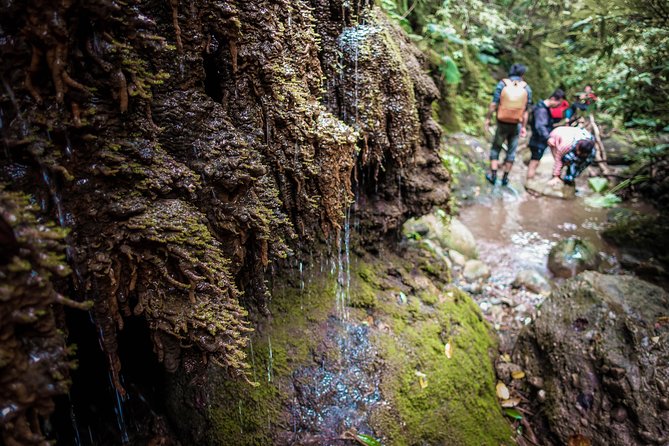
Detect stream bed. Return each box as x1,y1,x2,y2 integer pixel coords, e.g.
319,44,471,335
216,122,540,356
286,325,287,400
453,150,654,352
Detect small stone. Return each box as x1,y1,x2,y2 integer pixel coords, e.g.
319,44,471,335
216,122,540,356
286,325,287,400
660,398,669,410
529,376,544,389
463,260,490,282
609,367,626,380
611,406,627,422
449,249,467,266
537,389,546,401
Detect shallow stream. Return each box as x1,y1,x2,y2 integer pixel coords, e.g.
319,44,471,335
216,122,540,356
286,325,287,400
455,149,653,351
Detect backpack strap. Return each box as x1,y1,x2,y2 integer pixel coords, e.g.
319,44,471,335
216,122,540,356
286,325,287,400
501,78,510,86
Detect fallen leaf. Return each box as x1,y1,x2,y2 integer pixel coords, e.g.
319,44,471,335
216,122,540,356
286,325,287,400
496,381,510,400
651,336,660,343
512,370,526,380
444,342,453,359
503,408,523,420
501,354,511,363
355,433,382,446
568,434,591,446
415,371,428,389
501,397,521,407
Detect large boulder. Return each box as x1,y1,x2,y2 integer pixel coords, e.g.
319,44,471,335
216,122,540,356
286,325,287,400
548,237,599,277
602,133,636,165
404,214,479,259
514,272,669,446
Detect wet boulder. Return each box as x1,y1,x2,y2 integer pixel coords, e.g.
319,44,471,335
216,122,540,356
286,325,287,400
463,259,490,282
404,214,479,259
602,211,669,280
512,269,550,294
602,133,635,165
514,272,669,446
525,177,576,199
548,237,599,278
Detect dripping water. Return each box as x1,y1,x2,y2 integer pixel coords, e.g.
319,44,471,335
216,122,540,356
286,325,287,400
267,335,273,383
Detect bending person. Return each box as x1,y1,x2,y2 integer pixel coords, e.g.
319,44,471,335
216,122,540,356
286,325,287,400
527,89,565,180
546,126,595,187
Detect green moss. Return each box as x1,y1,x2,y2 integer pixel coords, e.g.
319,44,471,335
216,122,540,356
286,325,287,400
199,271,336,445
374,287,514,445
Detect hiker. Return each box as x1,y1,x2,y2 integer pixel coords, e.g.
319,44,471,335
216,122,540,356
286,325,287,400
546,126,596,186
549,95,570,126
527,89,566,180
484,63,532,186
565,85,598,125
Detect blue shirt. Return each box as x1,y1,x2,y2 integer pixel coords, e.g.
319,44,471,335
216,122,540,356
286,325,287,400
492,76,533,110
561,146,595,183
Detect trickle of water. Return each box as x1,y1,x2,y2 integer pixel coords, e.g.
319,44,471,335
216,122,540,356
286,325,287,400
334,205,352,321
109,373,130,444
299,261,304,310
267,335,273,383
68,395,82,446
40,166,66,227
249,338,257,384
238,401,243,434
64,132,73,158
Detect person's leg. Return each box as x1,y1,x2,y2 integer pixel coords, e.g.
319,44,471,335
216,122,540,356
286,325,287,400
501,124,519,185
487,125,504,184
527,142,546,179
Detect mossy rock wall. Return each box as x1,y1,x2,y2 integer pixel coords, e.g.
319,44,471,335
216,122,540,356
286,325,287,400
166,247,513,445
0,0,449,443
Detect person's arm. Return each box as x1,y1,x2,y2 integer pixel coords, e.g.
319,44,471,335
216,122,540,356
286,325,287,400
520,110,528,137
485,81,504,133
535,108,551,140
484,102,497,134
547,136,565,185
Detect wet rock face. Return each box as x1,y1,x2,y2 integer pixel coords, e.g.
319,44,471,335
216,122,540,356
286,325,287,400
0,0,448,443
514,272,669,446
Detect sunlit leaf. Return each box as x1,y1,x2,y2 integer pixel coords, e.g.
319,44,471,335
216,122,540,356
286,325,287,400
356,433,383,446
584,193,621,208
501,397,521,407
504,408,523,420
511,370,525,380
588,177,608,193
496,381,510,400
415,371,428,389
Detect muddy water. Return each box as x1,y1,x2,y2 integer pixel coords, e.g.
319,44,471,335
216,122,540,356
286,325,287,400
455,156,652,351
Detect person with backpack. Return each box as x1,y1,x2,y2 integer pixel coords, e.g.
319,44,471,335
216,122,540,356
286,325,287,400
484,64,533,186
527,89,566,180
546,126,596,186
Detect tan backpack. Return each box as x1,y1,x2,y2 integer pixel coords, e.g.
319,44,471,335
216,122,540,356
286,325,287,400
497,78,528,123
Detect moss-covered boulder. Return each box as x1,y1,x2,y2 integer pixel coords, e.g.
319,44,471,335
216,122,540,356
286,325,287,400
514,272,669,445
165,248,513,445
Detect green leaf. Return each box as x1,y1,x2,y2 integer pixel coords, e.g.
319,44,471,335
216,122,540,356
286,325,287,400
356,433,383,446
588,177,608,193
584,193,621,208
504,408,523,420
439,56,461,84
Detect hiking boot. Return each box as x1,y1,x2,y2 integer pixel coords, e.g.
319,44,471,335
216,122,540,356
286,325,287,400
501,176,510,186
485,173,497,185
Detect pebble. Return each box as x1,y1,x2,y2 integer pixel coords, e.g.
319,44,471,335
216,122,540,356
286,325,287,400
611,406,627,422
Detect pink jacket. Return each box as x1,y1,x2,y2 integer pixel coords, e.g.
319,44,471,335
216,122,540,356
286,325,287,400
548,126,593,177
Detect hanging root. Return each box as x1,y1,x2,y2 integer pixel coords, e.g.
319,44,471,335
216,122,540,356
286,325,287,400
25,46,43,103
170,0,183,54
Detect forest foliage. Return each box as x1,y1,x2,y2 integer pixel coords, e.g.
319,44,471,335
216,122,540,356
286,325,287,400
381,0,669,133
